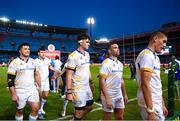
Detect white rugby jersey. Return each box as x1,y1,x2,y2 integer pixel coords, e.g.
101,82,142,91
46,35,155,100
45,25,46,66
52,59,62,71
66,50,90,87
99,58,124,99
34,57,51,82
135,48,162,107
7,57,38,91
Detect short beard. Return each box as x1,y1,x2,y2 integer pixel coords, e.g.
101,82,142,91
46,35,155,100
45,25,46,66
114,53,119,57
21,53,29,58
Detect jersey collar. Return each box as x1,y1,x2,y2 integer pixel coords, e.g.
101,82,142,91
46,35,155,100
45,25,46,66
19,56,29,63
108,57,118,63
146,47,157,59
76,49,85,56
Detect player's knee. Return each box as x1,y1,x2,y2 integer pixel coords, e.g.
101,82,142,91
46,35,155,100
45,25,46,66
31,105,39,113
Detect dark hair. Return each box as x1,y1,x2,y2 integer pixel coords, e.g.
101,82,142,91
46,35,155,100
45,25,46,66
38,47,45,52
108,42,118,49
18,42,30,52
77,34,90,41
149,31,167,42
55,55,59,59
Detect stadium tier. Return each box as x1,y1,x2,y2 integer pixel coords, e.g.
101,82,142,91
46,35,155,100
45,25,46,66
94,22,180,64
0,17,180,64
0,17,99,63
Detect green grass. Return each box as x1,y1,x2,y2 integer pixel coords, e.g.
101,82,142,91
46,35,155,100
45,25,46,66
0,66,179,120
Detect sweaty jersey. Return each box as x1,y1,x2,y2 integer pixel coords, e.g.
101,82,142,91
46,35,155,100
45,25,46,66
135,48,162,107
7,57,38,92
66,50,90,88
34,57,51,82
99,58,124,99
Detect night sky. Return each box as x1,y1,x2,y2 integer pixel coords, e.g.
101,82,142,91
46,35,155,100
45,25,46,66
0,0,180,39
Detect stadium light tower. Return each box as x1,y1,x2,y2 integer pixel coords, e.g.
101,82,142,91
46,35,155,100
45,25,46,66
87,17,95,40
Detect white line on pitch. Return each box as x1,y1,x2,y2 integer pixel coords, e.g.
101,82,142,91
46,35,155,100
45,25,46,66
94,102,102,107
91,88,169,113
91,107,103,112
55,88,169,119
56,115,73,120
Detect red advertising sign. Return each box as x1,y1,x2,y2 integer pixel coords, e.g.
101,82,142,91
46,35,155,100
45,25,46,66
44,50,61,59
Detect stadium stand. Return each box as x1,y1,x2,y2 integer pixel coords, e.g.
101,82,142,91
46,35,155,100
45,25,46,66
1,17,179,64
94,22,180,64
0,17,98,63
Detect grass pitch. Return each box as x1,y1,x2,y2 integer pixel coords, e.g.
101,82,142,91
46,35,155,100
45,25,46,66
0,65,179,120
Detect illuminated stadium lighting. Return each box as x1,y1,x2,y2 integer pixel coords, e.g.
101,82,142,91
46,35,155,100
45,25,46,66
0,17,10,22
87,17,95,24
95,38,109,43
16,19,46,27
87,17,95,39
44,24,48,27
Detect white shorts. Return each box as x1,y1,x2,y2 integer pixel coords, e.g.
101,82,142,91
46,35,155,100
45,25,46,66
16,88,39,109
140,103,165,121
72,86,93,107
41,79,50,91
101,97,124,112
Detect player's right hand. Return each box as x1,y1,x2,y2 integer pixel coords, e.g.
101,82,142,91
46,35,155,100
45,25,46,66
66,93,73,101
148,112,157,120
12,94,19,102
106,98,113,109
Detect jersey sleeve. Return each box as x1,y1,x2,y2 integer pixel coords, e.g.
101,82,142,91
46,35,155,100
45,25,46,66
99,61,110,78
33,59,40,71
46,58,51,66
66,55,76,70
87,52,90,63
7,60,17,75
139,52,154,72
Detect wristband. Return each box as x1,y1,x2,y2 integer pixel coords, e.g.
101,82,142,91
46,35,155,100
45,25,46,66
66,92,72,94
66,89,72,94
147,106,155,113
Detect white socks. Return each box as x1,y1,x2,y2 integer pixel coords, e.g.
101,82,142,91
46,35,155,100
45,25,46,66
40,98,47,110
63,99,69,110
15,115,23,121
15,114,37,121
29,114,37,121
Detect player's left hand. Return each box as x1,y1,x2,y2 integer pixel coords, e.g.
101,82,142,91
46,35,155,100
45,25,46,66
57,70,61,74
66,93,73,101
163,106,168,116
124,95,128,104
90,83,94,93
